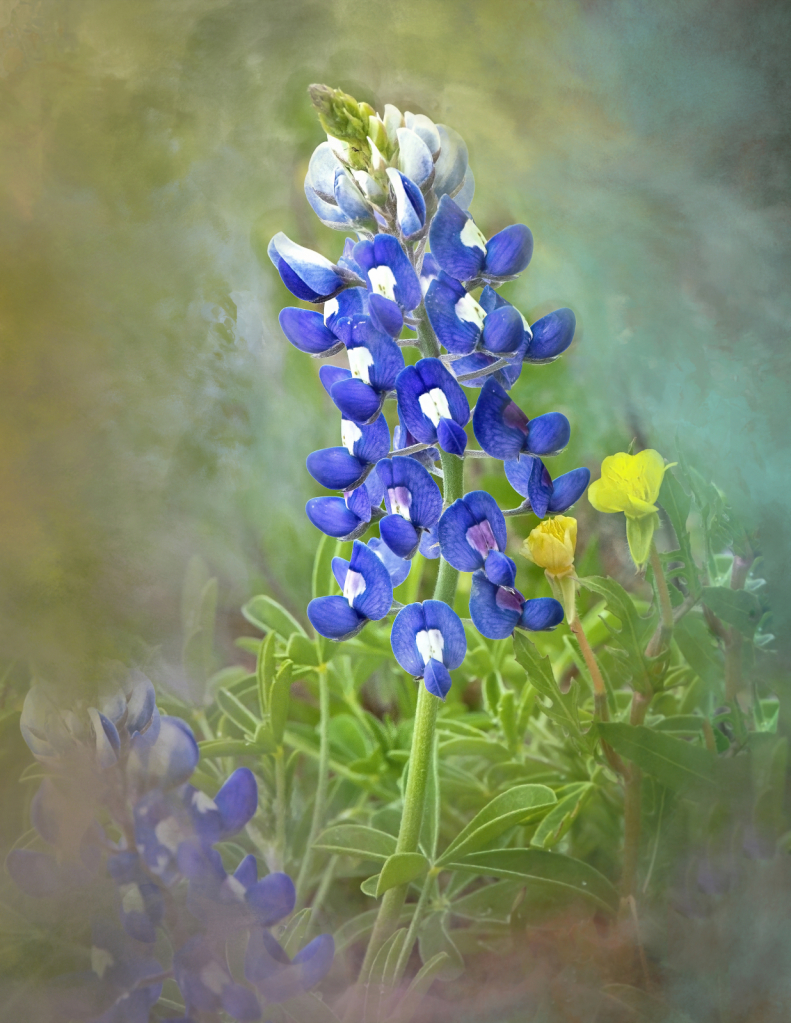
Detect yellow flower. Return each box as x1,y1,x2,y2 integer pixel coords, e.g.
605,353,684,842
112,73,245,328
587,449,669,519
523,516,577,577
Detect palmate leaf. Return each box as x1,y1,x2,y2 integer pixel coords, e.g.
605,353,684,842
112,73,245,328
512,632,589,750
597,723,716,793
436,784,556,864
578,577,655,693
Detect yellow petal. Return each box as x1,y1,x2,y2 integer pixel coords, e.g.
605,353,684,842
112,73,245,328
588,449,668,518
524,516,577,575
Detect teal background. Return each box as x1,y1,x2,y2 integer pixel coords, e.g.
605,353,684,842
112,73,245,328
0,0,789,687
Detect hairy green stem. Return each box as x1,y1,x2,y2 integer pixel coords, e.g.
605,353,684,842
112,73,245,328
358,449,463,982
646,542,674,657
296,665,330,902
274,748,287,873
621,690,651,897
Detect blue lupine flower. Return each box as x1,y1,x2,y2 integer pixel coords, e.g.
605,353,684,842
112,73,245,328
245,929,335,1005
87,921,165,1023
469,562,564,640
386,168,426,239
376,456,443,560
305,142,374,231
396,126,435,186
353,536,412,588
305,471,383,541
504,456,590,518
174,936,261,1021
393,420,439,470
429,194,533,284
437,490,508,572
323,285,368,336
390,600,467,700
307,538,394,641
306,414,389,491
353,234,422,313
472,378,570,460
106,852,164,944
319,319,405,425
433,124,469,201
396,357,470,455
524,307,576,364
126,715,200,796
268,232,359,303
278,308,344,357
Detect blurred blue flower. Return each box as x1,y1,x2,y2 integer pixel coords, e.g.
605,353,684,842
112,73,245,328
245,929,335,1005
390,600,467,700
174,936,261,1021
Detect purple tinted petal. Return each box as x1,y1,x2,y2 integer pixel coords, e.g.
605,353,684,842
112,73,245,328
215,768,258,837
279,308,341,355
367,536,412,588
472,378,528,459
519,598,565,632
483,223,533,278
438,499,481,571
422,599,467,670
381,456,443,529
469,572,520,640
429,194,485,281
485,551,517,588
527,457,553,519
525,308,576,363
462,491,508,552
246,930,303,1003
525,412,570,457
437,418,468,455
245,871,296,927
306,448,368,491
390,603,428,676
222,983,262,1022
503,455,534,499
547,467,591,512
380,514,421,560
307,596,365,640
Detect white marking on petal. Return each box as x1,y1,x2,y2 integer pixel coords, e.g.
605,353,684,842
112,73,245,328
154,816,184,854
418,387,452,426
120,883,145,915
455,292,486,328
341,419,363,455
343,569,366,606
323,298,339,324
388,486,412,519
326,134,350,163
200,961,228,996
223,874,247,900
91,947,114,979
192,790,217,814
519,311,533,339
416,629,445,665
368,265,397,302
460,218,487,253
348,346,374,383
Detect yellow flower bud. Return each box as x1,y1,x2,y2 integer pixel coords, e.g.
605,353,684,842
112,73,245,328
587,449,670,520
522,516,577,577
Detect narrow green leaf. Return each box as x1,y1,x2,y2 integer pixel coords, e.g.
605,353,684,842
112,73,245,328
598,722,715,791
287,632,321,667
675,615,724,686
376,853,429,896
659,469,700,597
531,783,593,850
702,586,762,638
314,825,397,861
578,576,654,692
256,632,277,716
437,784,556,864
382,928,409,989
242,594,307,639
446,848,619,915
386,953,451,1023
282,992,343,1023
198,738,268,758
214,688,260,736
334,908,413,954
281,907,312,958
270,660,292,744
417,912,463,981
512,632,584,744
438,736,512,762
312,533,338,601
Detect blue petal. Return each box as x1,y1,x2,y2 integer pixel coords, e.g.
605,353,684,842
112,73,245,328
387,168,426,239
485,551,517,588
479,285,507,314
425,273,481,355
437,418,468,455
380,514,421,560
277,258,325,302
306,497,363,539
472,378,529,459
463,491,508,552
269,233,343,299
526,412,570,456
307,596,365,640
353,235,422,313
234,854,258,890
423,599,467,669
119,881,163,943
332,556,349,591
245,871,296,927
395,365,437,444
378,456,443,529
292,933,335,990
319,364,351,396
330,379,383,425
423,658,453,700
350,413,390,464
305,183,353,230
279,308,340,355
482,305,524,354
324,287,368,334
449,351,499,389
434,124,469,199
525,308,576,363
215,768,258,837
428,195,485,281
367,536,411,588
504,455,535,498
418,522,441,559
527,458,554,517
483,224,533,278
348,320,405,392
305,141,342,198
128,716,199,792
438,499,481,571
414,358,471,426
245,930,303,1003
519,598,565,631
306,448,368,491
390,603,429,676
368,294,403,338
548,467,591,512
221,983,262,1022
333,167,373,224
469,572,521,640
125,675,157,736
348,539,394,621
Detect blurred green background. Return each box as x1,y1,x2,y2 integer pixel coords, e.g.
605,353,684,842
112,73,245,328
1,0,789,690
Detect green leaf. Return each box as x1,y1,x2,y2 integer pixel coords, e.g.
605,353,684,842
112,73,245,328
334,907,413,954
531,783,593,850
449,880,522,922
512,632,585,745
287,632,321,667
198,738,269,758
312,532,338,602
386,952,451,1023
417,912,463,981
252,723,277,753
598,722,715,792
659,469,700,597
214,688,260,736
256,632,277,717
360,875,380,897
498,689,518,750
578,576,654,692
702,586,762,638
437,784,556,864
674,615,724,687
281,907,312,958
282,992,343,1023
314,825,397,861
376,853,429,896
438,736,512,762
446,848,619,915
270,660,292,744
242,594,307,639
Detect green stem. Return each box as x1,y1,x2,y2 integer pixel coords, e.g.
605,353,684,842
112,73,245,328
295,665,330,903
358,448,464,982
646,542,674,657
391,874,436,986
274,748,287,873
621,690,651,897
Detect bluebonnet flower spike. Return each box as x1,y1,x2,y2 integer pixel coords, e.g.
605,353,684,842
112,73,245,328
391,600,467,700
308,538,393,640
470,563,564,640
437,490,508,572
505,457,590,517
472,377,570,460
396,357,470,455
376,456,443,560
429,194,533,283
